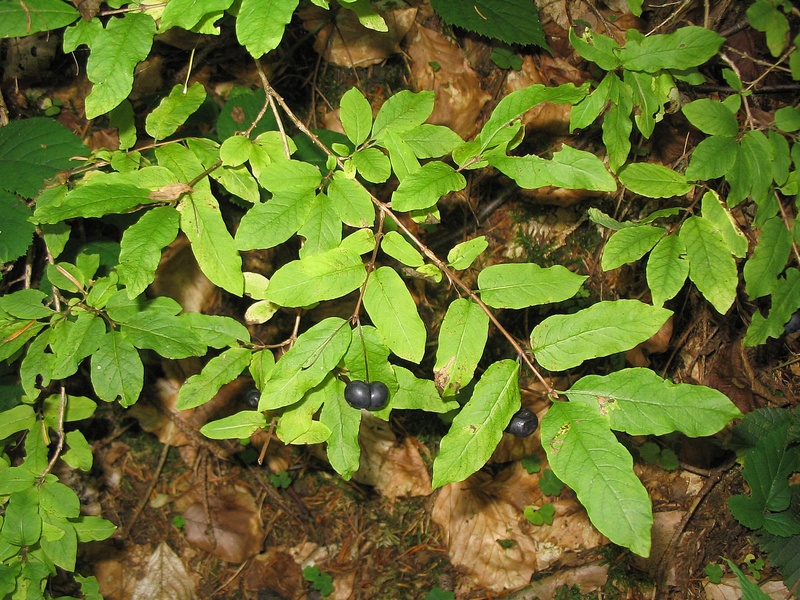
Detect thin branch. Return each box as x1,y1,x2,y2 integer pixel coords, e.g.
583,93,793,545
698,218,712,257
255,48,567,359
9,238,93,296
40,386,68,480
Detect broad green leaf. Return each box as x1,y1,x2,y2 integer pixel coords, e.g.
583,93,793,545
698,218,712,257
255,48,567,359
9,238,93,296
0,0,78,37
363,267,426,363
235,189,316,250
0,320,46,363
145,83,207,140
249,349,275,389
601,226,665,271
236,0,298,58
50,311,105,379
0,405,35,440
267,246,366,307
276,378,333,444
327,171,375,227
747,0,790,57
685,135,738,181
62,429,94,471
447,236,488,270
109,101,136,150
381,231,423,267
339,0,387,31
200,410,267,439
403,124,463,158
618,26,724,72
603,100,633,173
90,330,143,406
386,366,459,414
432,360,520,488
744,216,793,299
568,28,621,71
71,515,116,542
342,326,397,399
40,481,80,518
434,299,489,396
20,331,54,397
0,289,52,319
35,180,156,223
541,402,652,557
489,145,616,192
566,368,742,437
372,90,435,141
570,73,616,132
775,106,800,133
380,129,420,181
298,193,342,258
245,299,279,324
219,135,252,167
531,300,672,371
478,263,587,309
682,99,739,137
319,378,361,480
121,311,207,358
40,515,78,571
339,228,376,255
117,206,180,298
44,395,96,425
257,159,321,194
646,234,688,307
351,147,391,183
727,130,774,206
160,0,233,32
4,488,42,546
176,347,252,410
680,216,737,314
339,87,372,146
624,70,669,139
258,318,351,410
768,130,791,187
85,13,156,118
180,312,250,346
618,163,692,198
0,118,83,199
391,161,466,212
430,0,547,46
700,191,748,258
0,190,35,262
178,188,244,294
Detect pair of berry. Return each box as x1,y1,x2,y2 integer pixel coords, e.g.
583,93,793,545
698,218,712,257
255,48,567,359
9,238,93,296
343,380,389,411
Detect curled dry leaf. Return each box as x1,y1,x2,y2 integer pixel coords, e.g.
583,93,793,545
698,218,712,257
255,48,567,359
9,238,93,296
182,485,265,563
131,542,195,600
407,25,492,139
522,562,609,599
432,462,605,593
148,182,194,202
299,4,416,68
242,548,304,600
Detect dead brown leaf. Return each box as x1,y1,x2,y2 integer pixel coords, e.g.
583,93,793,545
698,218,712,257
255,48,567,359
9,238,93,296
242,547,304,599
131,542,196,600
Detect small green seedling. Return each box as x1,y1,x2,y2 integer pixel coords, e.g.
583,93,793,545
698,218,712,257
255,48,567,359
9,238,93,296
270,470,292,489
524,503,556,526
705,562,724,584
539,468,565,496
172,515,186,529
521,453,542,474
303,565,334,596
425,587,456,600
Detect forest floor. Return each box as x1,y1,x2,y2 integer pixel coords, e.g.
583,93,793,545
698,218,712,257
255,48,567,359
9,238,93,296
3,0,800,598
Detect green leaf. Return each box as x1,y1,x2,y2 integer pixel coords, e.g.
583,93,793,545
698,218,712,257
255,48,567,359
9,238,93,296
430,0,547,47
646,235,689,307
0,0,78,37
176,347,252,410
235,189,316,250
489,145,616,192
624,70,663,139
90,330,143,406
618,26,724,73
447,236,488,270
568,28,621,71
530,300,672,371
391,161,466,212
701,191,748,258
680,216,738,314
319,378,361,480
62,430,94,471
0,404,36,440
0,118,84,199
380,128,420,181
340,87,372,146
566,368,741,437
0,190,35,262
381,231,423,267
373,90,435,140
747,0,789,57
388,366,459,413
685,135,738,181
85,13,156,119
434,299,489,397
5,488,43,547
267,246,366,307
403,124,463,158
570,73,616,132
727,130,774,206
478,263,587,309
178,188,244,294
339,228,375,255
745,216,792,300
601,226,665,271
258,318,351,410
541,402,652,557
298,193,342,258
276,376,334,444
160,0,233,32
603,100,633,173
145,83,207,140
327,172,375,227
236,0,298,58
745,269,800,346
257,159,321,194
200,410,267,439
0,288,53,319
50,311,105,379
351,148,391,183
117,207,180,298
181,312,250,347
682,99,739,137
775,106,800,133
432,360,520,488
342,326,397,397
71,516,116,542
40,515,78,571
618,163,693,198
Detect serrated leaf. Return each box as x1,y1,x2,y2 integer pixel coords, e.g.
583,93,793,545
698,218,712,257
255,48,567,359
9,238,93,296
434,299,489,397
0,0,78,37
145,83,207,140
363,266,426,363
381,231,423,267
176,347,252,410
372,90,434,140
235,189,316,251
744,215,793,299
85,13,156,118
618,26,724,73
35,178,156,224
566,368,741,437
541,401,652,557
682,99,739,137
685,135,738,181
447,236,488,270
200,410,267,439
478,263,587,309
267,246,366,307
646,234,688,307
0,118,84,199
117,207,180,298
618,163,693,198
91,330,143,406
391,161,466,212
680,216,737,314
601,226,665,271
236,0,298,58
489,145,616,192
258,318,351,410
327,171,374,227
568,28,621,71
319,378,361,480
340,87,372,146
531,300,672,371
430,0,547,47
0,190,35,262
432,360,520,488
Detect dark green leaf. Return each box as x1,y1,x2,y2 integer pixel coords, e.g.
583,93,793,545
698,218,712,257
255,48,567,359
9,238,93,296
430,0,548,47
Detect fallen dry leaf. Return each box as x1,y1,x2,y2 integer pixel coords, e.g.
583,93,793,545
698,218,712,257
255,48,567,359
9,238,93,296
704,576,792,600
131,542,196,600
242,547,304,599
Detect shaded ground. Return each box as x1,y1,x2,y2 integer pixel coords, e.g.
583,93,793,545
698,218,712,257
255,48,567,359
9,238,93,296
4,0,800,598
